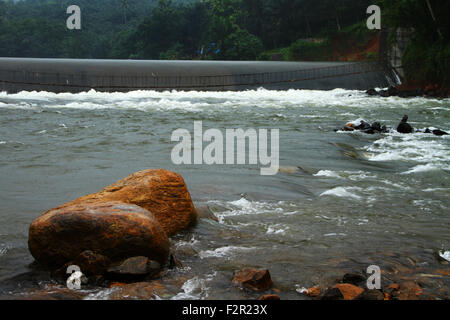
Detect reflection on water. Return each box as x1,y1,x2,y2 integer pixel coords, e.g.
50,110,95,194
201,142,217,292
0,88,449,299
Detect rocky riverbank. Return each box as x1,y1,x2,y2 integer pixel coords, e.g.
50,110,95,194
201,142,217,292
21,169,450,300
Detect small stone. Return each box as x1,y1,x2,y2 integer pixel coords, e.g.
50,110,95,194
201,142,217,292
342,273,367,286
107,256,161,280
232,268,273,292
320,287,344,300
355,289,385,300
302,286,321,298
333,284,365,300
258,294,280,300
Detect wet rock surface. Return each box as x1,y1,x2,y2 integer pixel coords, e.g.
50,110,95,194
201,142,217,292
232,268,273,292
28,201,170,270
53,169,197,237
106,256,162,281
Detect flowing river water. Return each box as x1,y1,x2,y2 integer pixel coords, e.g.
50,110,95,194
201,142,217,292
0,88,449,299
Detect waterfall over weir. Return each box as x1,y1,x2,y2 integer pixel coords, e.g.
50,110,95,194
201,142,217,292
0,58,396,93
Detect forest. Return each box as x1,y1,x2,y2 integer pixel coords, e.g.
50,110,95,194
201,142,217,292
0,0,448,84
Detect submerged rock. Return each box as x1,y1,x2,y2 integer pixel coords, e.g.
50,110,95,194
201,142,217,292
396,281,423,300
195,206,219,222
29,201,170,270
355,289,385,300
320,287,344,300
109,282,157,300
258,294,280,300
49,169,197,237
18,285,88,300
232,268,273,292
342,273,367,286
106,256,161,280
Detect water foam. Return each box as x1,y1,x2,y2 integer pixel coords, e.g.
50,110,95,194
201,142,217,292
1,88,448,112
199,246,255,259
320,187,363,200
171,272,216,300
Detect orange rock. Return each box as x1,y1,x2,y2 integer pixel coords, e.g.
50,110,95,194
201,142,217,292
109,282,156,300
51,169,197,236
333,284,364,300
232,268,273,292
29,201,170,269
304,286,321,297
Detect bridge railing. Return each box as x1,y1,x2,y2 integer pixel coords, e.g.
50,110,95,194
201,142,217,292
0,61,384,91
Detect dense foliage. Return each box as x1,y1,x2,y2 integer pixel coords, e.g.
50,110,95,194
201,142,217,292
376,0,449,84
0,0,373,60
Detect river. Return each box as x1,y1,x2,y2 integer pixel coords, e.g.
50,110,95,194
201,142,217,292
0,88,449,299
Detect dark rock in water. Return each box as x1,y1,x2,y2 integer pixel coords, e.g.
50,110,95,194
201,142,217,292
387,86,398,96
355,289,385,300
28,201,170,270
355,121,372,131
379,90,390,97
107,256,161,280
320,287,344,300
397,115,414,134
342,273,367,286
366,88,379,96
232,268,273,292
361,128,375,135
371,122,382,132
433,129,448,136
423,128,448,136
337,120,389,135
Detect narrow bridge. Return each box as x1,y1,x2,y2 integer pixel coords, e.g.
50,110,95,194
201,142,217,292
0,58,397,93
